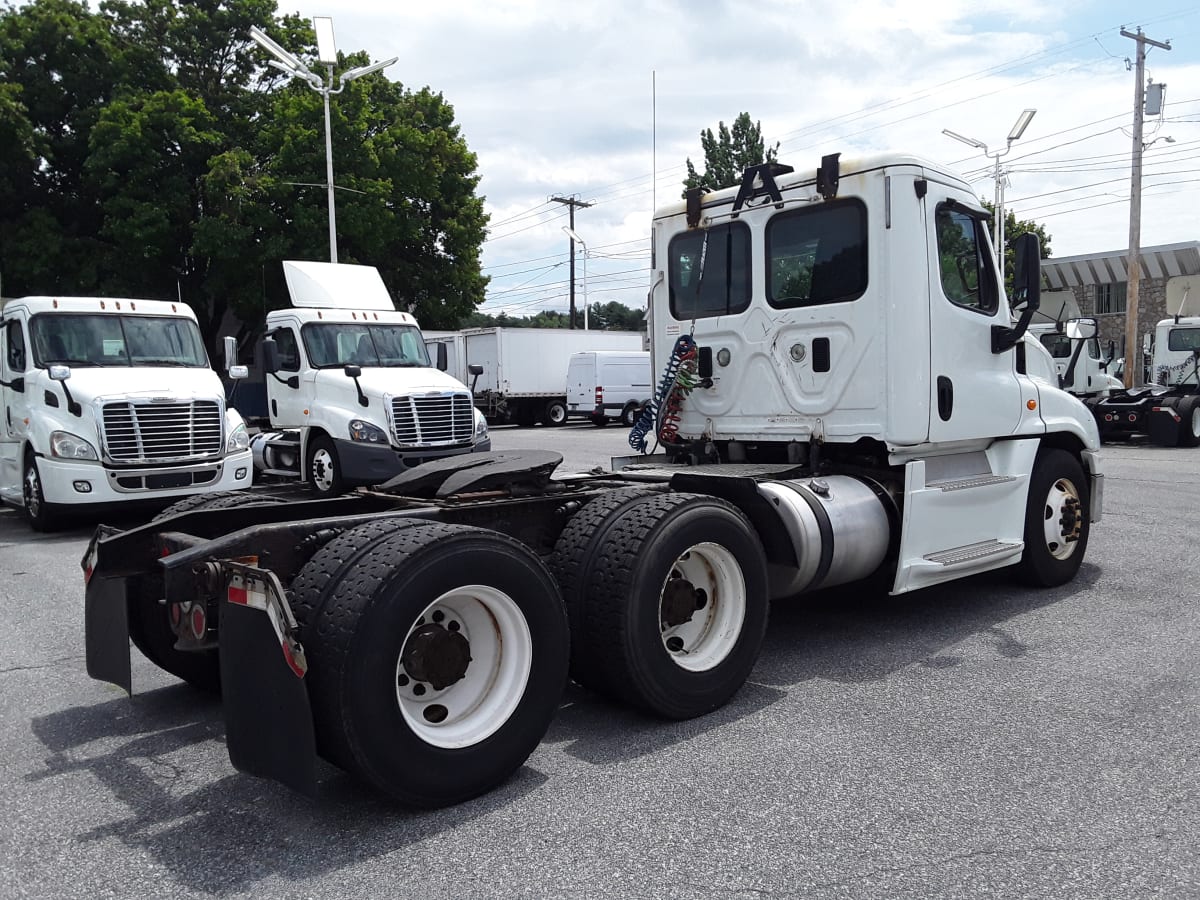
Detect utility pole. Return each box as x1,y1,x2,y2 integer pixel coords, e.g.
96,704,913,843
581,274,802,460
551,195,593,328
1121,27,1171,389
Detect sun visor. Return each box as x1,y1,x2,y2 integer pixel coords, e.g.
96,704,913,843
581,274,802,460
282,261,395,311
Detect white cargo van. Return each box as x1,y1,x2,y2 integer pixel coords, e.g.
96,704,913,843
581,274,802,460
565,350,652,426
0,296,252,529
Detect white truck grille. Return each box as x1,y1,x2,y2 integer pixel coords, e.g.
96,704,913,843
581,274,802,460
101,400,223,462
390,393,474,447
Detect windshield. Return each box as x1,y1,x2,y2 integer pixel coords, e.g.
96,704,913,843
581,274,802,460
1167,327,1200,352
30,314,208,368
302,323,432,368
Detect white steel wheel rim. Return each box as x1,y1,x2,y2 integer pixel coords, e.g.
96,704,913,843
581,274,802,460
23,464,41,518
395,586,532,749
549,405,566,424
1042,475,1083,561
659,541,747,672
1191,406,1200,439
311,448,337,492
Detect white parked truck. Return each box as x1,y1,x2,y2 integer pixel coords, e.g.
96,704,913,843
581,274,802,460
227,261,491,496
0,295,252,530
430,326,644,426
84,152,1101,808
1085,314,1200,446
1029,320,1123,399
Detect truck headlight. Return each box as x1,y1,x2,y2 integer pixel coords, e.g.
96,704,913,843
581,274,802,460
50,431,99,460
226,422,250,452
474,408,489,439
349,419,388,443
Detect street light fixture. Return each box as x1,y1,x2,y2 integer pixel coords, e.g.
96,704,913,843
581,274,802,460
942,108,1037,281
248,19,398,264
562,225,589,330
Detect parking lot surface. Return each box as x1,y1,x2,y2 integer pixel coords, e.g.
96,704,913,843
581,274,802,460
1,427,1197,899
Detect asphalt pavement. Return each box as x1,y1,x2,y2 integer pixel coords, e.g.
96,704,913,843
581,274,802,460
1,426,1197,899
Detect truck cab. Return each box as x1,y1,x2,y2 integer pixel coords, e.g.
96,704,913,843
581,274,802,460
233,261,490,494
0,296,252,529
1029,320,1123,398
642,153,1102,593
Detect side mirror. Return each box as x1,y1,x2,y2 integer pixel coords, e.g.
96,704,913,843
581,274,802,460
49,365,71,382
261,338,280,374
344,364,362,378
468,364,484,377
1142,333,1153,355
435,343,448,372
1064,317,1097,340
228,365,249,380
222,335,238,371
992,233,1042,353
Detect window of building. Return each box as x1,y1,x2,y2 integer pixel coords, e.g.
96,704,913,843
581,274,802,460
1095,282,1127,314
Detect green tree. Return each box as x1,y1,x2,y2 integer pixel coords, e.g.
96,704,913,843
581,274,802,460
684,112,779,192
981,200,1052,296
0,0,489,355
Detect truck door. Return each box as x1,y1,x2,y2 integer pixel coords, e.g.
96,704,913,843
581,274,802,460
265,323,308,427
924,190,1023,442
0,316,31,502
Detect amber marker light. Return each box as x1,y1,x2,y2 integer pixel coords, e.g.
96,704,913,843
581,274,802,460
1027,400,1037,410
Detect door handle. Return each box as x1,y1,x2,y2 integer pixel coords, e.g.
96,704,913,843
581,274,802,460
936,376,953,421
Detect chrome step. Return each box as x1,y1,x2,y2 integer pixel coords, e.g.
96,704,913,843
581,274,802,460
924,540,1022,566
928,474,1018,492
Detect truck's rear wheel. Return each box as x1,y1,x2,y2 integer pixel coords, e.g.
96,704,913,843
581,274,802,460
620,402,643,427
288,517,423,631
307,434,345,496
131,492,285,691
549,487,659,683
560,492,768,719
540,399,568,427
303,522,569,807
1015,449,1090,587
1176,397,1200,448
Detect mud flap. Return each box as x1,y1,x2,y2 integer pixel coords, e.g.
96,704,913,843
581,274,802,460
84,577,132,694
219,568,318,797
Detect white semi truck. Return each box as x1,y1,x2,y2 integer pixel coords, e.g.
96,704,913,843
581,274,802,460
227,261,491,495
1029,320,1123,399
0,295,252,530
83,152,1101,808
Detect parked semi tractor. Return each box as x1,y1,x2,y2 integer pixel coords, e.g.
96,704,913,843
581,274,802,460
1083,313,1200,446
1029,320,1123,400
84,152,1102,808
426,326,644,426
0,295,252,530
227,261,491,496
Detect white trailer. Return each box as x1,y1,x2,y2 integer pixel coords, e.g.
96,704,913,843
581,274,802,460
0,296,252,530
457,327,643,425
85,152,1101,808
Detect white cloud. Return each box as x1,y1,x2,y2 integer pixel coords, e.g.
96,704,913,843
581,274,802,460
281,1,1200,315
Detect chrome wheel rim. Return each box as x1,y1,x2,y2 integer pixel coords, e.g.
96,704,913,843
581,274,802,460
23,463,41,519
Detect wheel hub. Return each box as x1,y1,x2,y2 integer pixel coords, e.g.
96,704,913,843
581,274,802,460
661,576,706,629
401,623,471,690
1059,495,1082,543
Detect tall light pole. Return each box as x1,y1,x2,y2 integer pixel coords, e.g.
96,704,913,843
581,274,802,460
942,109,1037,282
248,19,397,263
562,226,589,330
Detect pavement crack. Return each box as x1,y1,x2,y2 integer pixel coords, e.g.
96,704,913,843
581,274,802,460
0,655,79,674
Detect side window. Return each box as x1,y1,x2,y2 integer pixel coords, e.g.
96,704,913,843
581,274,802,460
668,222,752,320
766,200,868,307
6,320,27,372
273,328,301,372
935,206,998,315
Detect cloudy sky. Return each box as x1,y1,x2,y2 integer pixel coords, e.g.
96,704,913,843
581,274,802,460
279,0,1199,317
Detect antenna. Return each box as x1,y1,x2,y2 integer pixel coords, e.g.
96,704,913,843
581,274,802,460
652,70,656,217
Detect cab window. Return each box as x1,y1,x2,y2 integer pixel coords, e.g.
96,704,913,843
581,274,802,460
766,200,868,307
935,205,998,315
272,328,301,372
5,320,26,372
668,222,751,320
